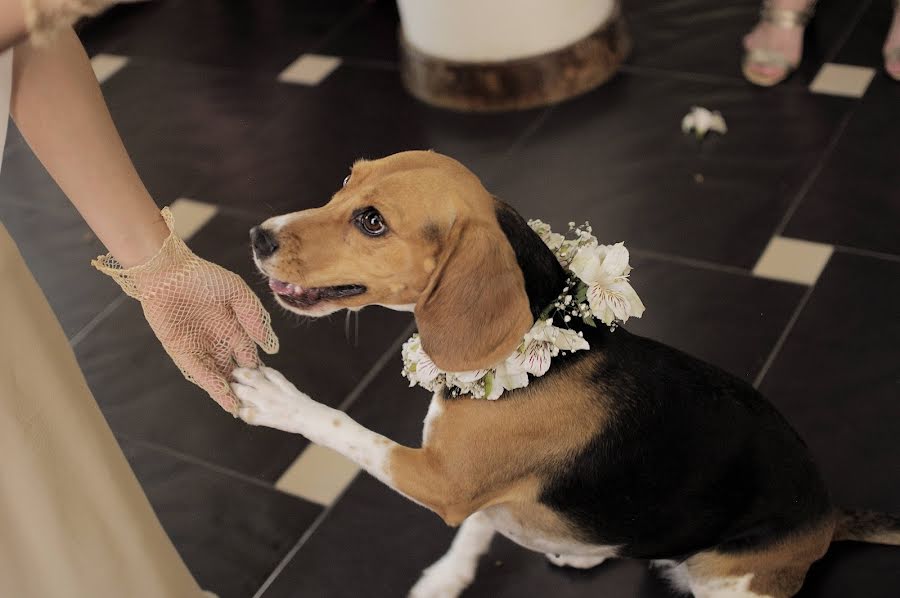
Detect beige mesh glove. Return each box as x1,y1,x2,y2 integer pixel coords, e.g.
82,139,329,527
22,0,131,44
93,208,279,413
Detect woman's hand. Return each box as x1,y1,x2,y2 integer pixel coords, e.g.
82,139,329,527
94,208,279,413
18,0,124,45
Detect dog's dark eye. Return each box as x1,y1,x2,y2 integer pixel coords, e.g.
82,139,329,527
343,174,351,187
355,208,388,237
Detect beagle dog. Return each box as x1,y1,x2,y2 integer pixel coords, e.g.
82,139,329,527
233,151,899,598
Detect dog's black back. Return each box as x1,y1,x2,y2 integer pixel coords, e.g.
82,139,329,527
539,328,832,560
493,199,832,561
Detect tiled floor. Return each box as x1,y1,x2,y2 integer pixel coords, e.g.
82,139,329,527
1,1,898,597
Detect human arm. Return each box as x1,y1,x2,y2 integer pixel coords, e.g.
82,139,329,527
11,27,170,266
0,0,29,53
9,29,278,411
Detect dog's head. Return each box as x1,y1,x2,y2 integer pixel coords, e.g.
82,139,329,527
251,150,565,371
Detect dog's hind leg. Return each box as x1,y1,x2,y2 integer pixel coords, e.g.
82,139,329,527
682,520,833,598
545,553,608,569
409,512,495,598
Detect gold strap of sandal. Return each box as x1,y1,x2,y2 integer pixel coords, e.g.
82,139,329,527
760,1,815,29
746,47,796,68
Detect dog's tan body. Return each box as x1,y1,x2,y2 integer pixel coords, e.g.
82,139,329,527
234,151,898,598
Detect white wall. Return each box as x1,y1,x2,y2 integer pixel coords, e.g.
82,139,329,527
397,0,616,63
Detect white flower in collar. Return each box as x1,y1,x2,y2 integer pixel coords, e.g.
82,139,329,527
508,340,552,379
491,360,529,400
482,321,589,400
401,336,442,392
681,106,727,138
480,320,590,400
446,369,489,384
569,242,645,326
526,317,590,352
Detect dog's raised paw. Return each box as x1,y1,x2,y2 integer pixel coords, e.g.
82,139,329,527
232,366,268,386
231,367,311,432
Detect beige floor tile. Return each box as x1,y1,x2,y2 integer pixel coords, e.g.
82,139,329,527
753,236,834,285
168,198,219,240
809,63,875,98
276,444,360,506
277,54,342,86
90,54,129,85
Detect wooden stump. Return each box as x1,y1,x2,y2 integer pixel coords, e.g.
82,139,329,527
400,9,631,113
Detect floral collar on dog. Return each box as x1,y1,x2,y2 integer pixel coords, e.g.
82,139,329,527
401,220,646,400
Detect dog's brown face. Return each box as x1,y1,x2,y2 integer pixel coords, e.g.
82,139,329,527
251,150,534,371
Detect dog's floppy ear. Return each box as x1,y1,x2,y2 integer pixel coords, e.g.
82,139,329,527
415,218,533,372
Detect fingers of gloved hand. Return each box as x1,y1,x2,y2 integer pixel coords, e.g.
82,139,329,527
211,347,238,385
175,353,239,414
232,285,279,355
232,333,261,370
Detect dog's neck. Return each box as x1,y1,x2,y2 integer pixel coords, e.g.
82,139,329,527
494,200,568,320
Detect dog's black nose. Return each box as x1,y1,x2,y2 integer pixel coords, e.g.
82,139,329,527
250,226,279,259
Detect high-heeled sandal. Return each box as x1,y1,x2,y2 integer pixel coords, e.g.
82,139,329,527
885,0,900,80
742,1,816,87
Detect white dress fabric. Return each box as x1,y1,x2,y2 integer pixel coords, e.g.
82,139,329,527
0,48,205,597
0,50,11,163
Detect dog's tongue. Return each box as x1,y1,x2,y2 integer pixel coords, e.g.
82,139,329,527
269,279,300,295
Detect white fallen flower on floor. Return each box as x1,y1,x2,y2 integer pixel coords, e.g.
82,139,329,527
681,106,727,138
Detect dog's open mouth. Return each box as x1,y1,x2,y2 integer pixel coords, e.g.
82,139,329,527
268,279,366,309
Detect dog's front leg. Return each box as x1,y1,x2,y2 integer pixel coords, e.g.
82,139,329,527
409,512,495,598
232,367,457,520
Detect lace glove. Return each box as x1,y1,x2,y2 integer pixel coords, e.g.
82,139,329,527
22,0,136,44
93,208,279,413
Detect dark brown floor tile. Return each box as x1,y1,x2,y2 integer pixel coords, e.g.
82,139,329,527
491,73,851,268
80,0,363,72
188,64,546,215
784,79,900,256
626,255,805,382
121,438,322,598
760,252,900,513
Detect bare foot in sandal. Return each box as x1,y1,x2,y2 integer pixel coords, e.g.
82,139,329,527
743,0,816,86
885,1,900,80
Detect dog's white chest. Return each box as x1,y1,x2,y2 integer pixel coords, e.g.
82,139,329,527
421,394,444,444
480,505,618,559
